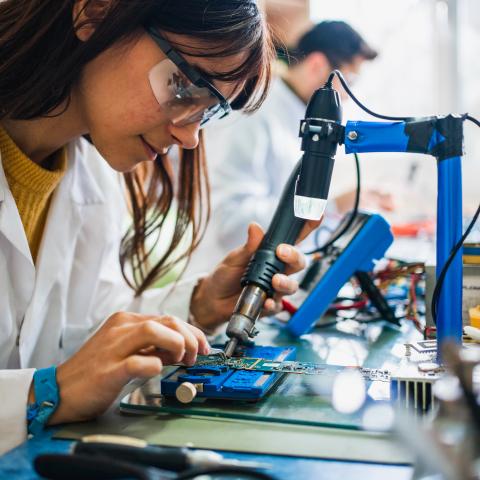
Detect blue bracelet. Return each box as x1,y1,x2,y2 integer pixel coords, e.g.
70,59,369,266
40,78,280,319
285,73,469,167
27,366,60,436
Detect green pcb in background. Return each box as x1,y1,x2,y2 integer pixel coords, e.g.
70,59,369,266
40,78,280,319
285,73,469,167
121,319,418,430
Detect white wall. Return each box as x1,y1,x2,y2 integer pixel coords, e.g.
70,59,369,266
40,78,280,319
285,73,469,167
310,0,480,221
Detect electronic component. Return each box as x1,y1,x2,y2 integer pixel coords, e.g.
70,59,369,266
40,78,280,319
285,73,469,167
405,340,437,356
162,345,391,404
286,212,395,337
195,354,390,382
161,345,297,402
390,362,444,413
425,262,480,328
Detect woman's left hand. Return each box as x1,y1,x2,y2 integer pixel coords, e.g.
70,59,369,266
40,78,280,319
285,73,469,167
190,220,319,332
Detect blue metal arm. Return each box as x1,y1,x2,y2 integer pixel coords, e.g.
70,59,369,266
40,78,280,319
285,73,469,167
343,119,464,355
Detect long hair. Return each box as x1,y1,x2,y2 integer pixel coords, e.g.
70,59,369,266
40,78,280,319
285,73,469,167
0,0,274,295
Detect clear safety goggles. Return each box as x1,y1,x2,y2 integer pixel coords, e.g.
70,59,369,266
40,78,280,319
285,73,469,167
146,26,232,128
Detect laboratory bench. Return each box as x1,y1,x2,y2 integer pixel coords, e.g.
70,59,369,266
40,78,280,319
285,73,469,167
0,321,417,479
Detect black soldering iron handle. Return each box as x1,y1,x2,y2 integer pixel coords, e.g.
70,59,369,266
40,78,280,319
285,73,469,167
73,441,189,472
241,161,305,296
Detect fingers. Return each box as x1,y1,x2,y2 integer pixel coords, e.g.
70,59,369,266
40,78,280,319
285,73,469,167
271,273,299,296
297,219,322,243
123,355,163,379
118,316,209,366
121,320,186,362
222,223,265,268
160,317,210,365
263,298,284,315
276,244,306,276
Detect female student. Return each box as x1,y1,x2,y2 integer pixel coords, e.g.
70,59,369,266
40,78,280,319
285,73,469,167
0,0,315,453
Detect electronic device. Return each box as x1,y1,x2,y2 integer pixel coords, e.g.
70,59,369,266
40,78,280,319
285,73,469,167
285,212,395,337
161,345,296,402
223,82,343,357
161,344,391,403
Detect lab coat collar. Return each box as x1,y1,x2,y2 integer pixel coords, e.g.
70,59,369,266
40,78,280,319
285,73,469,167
0,137,106,206
0,151,33,264
0,137,106,265
67,138,105,206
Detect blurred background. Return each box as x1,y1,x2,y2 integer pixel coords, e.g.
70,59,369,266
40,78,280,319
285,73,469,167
263,0,480,220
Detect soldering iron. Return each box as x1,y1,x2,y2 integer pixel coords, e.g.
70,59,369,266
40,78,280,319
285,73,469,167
224,79,344,357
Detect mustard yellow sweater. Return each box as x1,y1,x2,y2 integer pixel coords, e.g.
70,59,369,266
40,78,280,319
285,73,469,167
0,126,66,262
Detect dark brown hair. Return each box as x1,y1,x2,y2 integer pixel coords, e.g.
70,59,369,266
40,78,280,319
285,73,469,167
293,21,378,68
0,0,274,295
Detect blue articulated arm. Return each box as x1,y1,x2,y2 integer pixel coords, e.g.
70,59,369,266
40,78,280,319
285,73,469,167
344,115,466,356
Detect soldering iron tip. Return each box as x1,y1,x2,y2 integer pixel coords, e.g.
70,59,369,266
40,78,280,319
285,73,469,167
224,338,238,358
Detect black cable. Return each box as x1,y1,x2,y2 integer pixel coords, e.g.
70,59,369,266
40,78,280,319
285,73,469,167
431,115,480,325
178,465,278,480
326,70,409,121
466,114,480,128
307,152,360,255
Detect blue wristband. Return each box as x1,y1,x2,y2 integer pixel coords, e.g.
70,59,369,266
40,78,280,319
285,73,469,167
27,366,60,436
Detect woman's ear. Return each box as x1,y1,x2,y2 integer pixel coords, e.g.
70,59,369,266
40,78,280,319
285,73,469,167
73,0,113,42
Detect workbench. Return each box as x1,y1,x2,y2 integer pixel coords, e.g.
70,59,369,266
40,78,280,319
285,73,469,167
0,320,417,479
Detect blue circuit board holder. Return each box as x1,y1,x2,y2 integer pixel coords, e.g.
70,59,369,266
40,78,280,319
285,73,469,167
161,345,296,401
286,213,394,337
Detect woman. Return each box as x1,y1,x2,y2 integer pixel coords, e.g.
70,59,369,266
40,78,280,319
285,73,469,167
0,0,314,453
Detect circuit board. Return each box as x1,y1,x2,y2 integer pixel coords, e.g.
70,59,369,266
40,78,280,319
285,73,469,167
162,345,298,401
195,354,391,382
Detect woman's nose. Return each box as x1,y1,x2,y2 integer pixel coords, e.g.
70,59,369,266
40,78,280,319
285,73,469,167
169,122,201,149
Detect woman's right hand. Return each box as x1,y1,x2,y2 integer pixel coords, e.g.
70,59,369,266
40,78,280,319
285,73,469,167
40,312,210,425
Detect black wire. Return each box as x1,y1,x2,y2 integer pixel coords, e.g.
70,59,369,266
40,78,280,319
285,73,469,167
178,466,278,480
327,70,409,121
466,114,480,128
431,115,480,325
307,152,360,255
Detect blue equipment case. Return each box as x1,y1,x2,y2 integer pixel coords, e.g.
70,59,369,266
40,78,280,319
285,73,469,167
161,345,296,401
286,212,394,337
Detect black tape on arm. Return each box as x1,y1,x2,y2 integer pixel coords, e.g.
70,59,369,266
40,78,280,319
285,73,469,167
404,114,466,160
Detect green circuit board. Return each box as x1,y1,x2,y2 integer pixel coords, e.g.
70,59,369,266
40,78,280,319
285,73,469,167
195,354,391,382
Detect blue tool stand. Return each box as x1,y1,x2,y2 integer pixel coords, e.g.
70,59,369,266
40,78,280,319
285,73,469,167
162,345,296,401
342,117,465,359
287,213,394,337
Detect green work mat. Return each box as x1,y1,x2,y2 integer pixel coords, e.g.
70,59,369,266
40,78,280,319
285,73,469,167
55,411,411,464
119,320,416,431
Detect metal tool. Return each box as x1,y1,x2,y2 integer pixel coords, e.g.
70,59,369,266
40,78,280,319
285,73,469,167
224,80,343,357
73,436,270,471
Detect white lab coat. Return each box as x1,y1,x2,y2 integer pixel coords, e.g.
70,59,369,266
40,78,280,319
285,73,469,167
186,77,340,276
0,137,198,454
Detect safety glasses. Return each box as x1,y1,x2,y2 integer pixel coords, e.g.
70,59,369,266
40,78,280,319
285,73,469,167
146,26,232,128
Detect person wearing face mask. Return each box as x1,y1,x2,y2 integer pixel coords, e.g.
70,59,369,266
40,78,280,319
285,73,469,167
0,0,321,454
186,21,394,276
